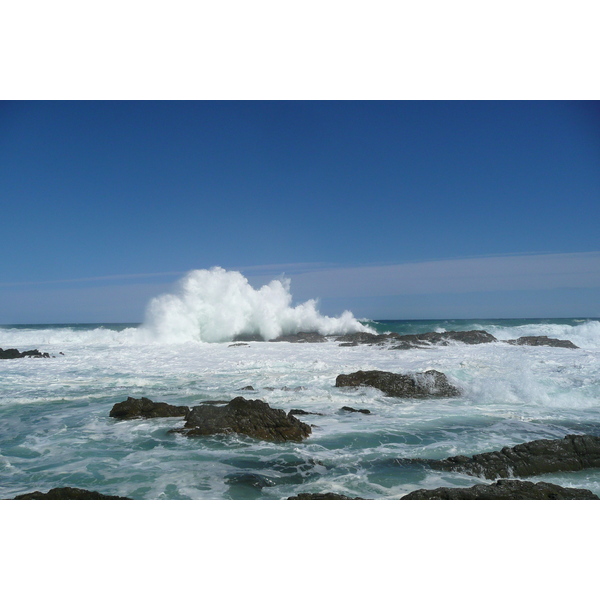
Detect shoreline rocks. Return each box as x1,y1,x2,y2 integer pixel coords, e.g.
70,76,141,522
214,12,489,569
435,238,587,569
406,434,600,479
109,397,190,420
175,396,312,442
14,487,130,500
336,369,460,398
401,479,599,500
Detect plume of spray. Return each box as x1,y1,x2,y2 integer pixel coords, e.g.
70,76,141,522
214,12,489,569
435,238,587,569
141,267,374,343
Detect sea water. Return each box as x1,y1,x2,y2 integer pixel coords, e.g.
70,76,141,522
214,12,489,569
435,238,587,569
1,269,599,499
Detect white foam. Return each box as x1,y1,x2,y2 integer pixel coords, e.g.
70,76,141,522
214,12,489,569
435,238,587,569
140,267,373,343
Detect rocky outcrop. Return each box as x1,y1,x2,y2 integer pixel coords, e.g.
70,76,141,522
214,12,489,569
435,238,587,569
109,397,190,420
14,487,130,500
506,336,578,349
271,332,328,343
401,479,599,500
411,434,600,479
176,396,312,442
1,348,51,359
288,492,365,500
335,369,460,398
335,330,498,349
288,409,325,416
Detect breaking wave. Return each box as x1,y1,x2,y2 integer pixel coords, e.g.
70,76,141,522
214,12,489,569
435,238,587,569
140,267,373,343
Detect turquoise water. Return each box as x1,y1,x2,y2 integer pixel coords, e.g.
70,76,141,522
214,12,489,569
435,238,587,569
1,318,599,499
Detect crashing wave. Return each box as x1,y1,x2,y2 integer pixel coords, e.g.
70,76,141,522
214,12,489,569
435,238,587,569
141,267,373,343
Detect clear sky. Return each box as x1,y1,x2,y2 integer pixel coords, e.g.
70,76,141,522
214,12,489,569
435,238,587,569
2,100,599,323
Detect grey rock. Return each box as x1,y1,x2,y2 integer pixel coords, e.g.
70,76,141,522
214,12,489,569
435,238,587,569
506,336,578,349
335,369,460,398
109,396,189,420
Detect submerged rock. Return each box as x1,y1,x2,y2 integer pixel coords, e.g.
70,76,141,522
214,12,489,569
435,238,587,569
288,492,366,500
413,434,600,479
401,479,599,500
14,487,130,500
109,396,190,420
506,336,579,349
341,406,371,414
288,409,325,416
0,348,51,359
176,396,312,442
335,369,460,398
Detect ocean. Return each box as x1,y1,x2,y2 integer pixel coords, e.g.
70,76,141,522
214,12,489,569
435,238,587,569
2,309,600,500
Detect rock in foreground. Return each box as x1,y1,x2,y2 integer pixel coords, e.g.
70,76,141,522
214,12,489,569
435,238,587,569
109,397,190,420
506,336,579,349
288,492,365,500
177,396,312,442
14,487,130,500
401,479,598,500
1,348,51,359
335,369,460,398
418,434,600,479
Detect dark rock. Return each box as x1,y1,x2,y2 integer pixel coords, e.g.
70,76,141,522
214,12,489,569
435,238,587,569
336,369,460,398
229,342,249,347
506,336,579,349
339,341,359,347
109,396,190,420
401,479,599,500
240,385,255,391
341,406,371,414
288,409,325,416
416,434,600,479
335,332,392,345
281,386,306,391
176,396,312,442
288,492,365,500
271,332,328,343
0,348,50,359
14,487,130,500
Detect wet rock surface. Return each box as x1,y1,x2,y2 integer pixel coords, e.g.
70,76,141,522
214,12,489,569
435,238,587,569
109,396,190,420
288,492,366,500
288,409,325,416
407,434,600,479
506,336,579,348
401,479,599,500
335,369,460,398
1,348,51,359
335,330,498,349
176,396,312,442
14,487,130,500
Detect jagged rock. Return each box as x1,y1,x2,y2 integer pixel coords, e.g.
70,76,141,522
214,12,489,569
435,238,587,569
341,406,371,414
288,492,365,500
335,332,392,345
339,341,359,347
410,434,600,479
506,336,578,349
335,369,460,398
229,342,249,347
239,385,255,391
109,396,189,420
271,332,328,343
0,348,51,359
401,479,599,500
14,487,130,500
288,409,325,416
176,396,312,442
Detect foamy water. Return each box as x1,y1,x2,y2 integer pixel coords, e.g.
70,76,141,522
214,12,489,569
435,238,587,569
1,270,599,499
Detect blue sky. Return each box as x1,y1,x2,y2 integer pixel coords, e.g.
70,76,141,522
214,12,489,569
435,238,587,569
2,100,599,323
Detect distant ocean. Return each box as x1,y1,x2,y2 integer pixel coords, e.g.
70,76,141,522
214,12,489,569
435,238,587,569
2,314,599,500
